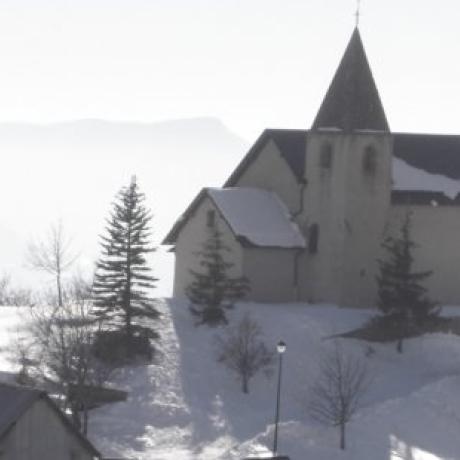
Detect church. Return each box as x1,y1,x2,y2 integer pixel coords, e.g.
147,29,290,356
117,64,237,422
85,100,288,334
163,28,460,308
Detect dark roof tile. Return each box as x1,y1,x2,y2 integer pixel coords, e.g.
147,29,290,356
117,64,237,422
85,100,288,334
393,133,460,180
312,28,389,132
224,129,307,187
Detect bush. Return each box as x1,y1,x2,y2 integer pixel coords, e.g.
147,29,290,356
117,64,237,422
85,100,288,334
92,329,154,365
342,313,452,343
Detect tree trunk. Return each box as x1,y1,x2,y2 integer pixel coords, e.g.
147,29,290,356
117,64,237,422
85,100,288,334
57,272,63,307
242,377,249,394
397,337,403,354
70,402,81,431
82,404,89,435
340,422,346,450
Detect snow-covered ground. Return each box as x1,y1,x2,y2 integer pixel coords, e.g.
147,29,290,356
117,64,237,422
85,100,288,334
2,302,460,459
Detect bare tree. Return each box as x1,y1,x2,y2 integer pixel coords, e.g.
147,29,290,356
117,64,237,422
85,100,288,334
215,314,274,393
7,319,37,385
0,273,34,306
27,221,78,307
0,274,9,303
308,341,370,450
26,284,115,434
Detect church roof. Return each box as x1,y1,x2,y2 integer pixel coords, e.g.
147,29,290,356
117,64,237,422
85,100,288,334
225,128,460,204
224,129,306,186
393,133,460,180
393,156,460,201
208,188,305,248
312,28,389,132
163,187,305,248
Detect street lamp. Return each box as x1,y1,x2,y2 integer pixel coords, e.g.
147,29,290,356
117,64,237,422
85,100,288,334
273,340,286,455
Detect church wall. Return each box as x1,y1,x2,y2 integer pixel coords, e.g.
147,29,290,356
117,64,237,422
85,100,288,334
242,248,297,303
233,139,302,214
340,133,393,307
172,196,243,299
387,204,460,305
300,132,348,304
300,132,392,307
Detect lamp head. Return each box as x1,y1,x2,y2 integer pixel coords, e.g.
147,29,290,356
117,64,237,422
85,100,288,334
277,340,286,354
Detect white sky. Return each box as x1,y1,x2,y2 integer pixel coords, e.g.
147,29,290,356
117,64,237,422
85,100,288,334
0,0,459,140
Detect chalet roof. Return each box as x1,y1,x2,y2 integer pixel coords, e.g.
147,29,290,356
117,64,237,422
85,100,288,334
0,383,100,457
312,28,389,132
163,187,305,248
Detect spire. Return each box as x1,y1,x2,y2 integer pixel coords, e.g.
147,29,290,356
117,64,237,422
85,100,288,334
312,28,389,132
355,0,361,27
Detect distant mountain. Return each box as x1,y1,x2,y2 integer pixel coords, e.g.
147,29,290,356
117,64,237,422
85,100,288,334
0,118,249,297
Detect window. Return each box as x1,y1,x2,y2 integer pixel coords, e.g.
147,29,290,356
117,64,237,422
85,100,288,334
363,145,377,175
319,143,333,170
206,209,216,227
308,224,319,254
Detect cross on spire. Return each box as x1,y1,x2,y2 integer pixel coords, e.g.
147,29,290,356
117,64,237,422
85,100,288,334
355,0,361,27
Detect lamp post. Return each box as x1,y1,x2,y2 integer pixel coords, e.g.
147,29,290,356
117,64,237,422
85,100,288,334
273,340,286,455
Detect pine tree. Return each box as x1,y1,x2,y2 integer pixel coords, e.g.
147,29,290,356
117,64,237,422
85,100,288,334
93,177,159,342
376,211,438,352
186,222,250,326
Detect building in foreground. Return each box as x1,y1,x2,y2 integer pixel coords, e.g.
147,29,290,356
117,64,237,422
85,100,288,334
0,383,100,460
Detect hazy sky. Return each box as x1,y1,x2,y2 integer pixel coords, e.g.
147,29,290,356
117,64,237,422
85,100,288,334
0,0,459,140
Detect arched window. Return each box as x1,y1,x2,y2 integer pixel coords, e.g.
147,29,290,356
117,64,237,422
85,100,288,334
308,223,319,254
363,145,377,175
319,143,333,170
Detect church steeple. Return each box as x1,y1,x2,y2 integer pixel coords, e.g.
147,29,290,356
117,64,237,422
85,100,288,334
312,28,389,132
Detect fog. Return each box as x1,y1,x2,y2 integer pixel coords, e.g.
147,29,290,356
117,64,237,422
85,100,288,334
0,118,247,297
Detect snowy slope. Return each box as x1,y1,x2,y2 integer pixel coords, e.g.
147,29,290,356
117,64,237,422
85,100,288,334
89,301,460,460
2,302,460,459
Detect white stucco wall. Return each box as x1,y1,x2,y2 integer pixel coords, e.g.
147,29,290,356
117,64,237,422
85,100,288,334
242,248,298,303
172,193,301,303
233,139,303,214
340,134,393,307
172,195,244,299
387,205,460,305
301,132,392,307
0,399,96,460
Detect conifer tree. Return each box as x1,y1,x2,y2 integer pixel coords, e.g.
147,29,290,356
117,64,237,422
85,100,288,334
186,222,250,326
93,177,159,341
376,211,438,352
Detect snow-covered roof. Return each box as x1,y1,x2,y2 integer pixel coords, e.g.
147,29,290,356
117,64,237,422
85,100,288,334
208,188,305,248
392,157,460,200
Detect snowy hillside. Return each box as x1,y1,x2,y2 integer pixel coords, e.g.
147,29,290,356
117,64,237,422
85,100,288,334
2,302,460,459
0,118,247,297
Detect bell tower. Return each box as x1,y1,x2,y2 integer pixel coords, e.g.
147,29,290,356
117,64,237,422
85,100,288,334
302,28,393,307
